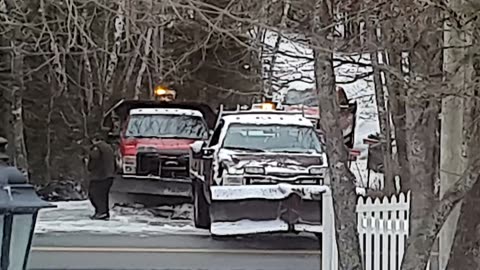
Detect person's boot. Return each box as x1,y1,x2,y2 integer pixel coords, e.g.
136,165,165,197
90,213,110,220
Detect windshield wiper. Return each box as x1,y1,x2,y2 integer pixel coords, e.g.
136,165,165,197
125,135,160,138
269,149,316,154
223,146,265,152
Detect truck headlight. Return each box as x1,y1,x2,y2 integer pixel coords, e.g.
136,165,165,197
123,156,136,174
309,166,325,175
244,166,265,174
223,176,244,186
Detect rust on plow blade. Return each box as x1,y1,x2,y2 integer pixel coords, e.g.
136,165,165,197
209,184,327,236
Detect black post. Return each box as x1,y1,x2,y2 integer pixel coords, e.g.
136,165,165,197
1,215,13,270
23,212,38,270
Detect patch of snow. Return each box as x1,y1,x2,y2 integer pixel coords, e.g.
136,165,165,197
221,113,314,127
293,224,323,233
211,219,323,236
129,108,203,117
35,201,208,236
211,219,289,236
218,149,326,176
211,184,328,201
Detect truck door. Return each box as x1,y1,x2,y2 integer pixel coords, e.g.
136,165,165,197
203,120,224,185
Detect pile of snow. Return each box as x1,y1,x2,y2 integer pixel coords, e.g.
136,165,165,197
35,201,208,236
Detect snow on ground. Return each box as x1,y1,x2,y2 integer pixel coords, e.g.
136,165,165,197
35,201,208,236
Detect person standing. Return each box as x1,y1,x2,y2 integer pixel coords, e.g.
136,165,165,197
86,133,116,220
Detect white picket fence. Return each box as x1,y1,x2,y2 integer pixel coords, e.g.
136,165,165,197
357,192,410,270
323,191,416,270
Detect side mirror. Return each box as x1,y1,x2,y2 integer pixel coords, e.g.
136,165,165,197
190,141,205,154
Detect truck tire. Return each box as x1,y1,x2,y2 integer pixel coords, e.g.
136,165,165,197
193,180,211,229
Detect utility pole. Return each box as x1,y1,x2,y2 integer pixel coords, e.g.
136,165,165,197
439,0,471,268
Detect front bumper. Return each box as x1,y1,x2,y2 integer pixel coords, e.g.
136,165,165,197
209,184,328,236
110,175,192,197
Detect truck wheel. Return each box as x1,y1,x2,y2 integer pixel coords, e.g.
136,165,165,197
193,181,210,229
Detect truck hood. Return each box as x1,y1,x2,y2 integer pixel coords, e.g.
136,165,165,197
217,149,326,174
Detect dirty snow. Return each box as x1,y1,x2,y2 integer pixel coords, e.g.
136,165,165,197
35,201,208,236
211,219,323,236
211,219,289,236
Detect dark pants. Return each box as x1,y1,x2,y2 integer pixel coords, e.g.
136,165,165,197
88,178,113,215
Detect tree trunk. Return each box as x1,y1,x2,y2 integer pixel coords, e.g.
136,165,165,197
400,3,443,270
400,90,439,270
312,1,363,269
439,0,474,267
134,27,153,100
104,0,125,100
446,13,480,270
447,176,480,270
265,0,290,98
371,49,395,194
382,14,410,192
10,43,29,174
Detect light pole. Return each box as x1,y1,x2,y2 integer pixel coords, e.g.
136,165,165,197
0,140,55,270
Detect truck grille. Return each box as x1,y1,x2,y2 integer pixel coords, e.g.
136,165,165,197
136,152,189,178
159,155,189,178
136,153,160,176
247,175,324,185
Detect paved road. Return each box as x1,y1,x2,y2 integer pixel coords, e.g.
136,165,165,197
29,232,321,270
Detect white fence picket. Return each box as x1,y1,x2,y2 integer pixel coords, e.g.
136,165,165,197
364,196,373,270
372,197,381,270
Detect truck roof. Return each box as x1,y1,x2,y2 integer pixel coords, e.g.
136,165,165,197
221,113,314,127
130,108,203,117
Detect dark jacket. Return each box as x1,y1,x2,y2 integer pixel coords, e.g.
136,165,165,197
88,141,116,181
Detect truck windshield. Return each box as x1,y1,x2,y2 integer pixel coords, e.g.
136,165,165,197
124,114,208,139
222,124,323,153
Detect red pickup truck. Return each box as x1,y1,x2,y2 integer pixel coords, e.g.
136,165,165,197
102,99,216,207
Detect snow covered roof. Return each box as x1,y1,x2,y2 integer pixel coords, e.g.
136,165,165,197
129,108,203,117
221,113,313,127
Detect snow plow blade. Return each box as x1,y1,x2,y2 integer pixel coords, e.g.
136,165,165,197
209,184,328,236
109,176,192,207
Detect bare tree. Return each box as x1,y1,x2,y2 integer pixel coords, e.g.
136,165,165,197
312,0,363,269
